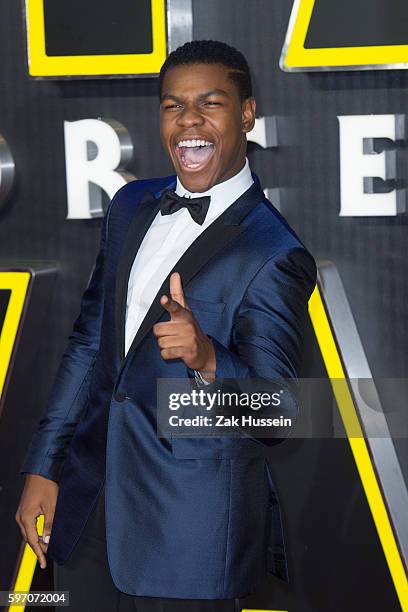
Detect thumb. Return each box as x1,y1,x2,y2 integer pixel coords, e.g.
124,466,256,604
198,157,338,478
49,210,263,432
42,512,54,546
170,272,190,311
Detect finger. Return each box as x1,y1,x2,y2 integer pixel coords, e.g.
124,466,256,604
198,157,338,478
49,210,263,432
39,542,47,553
39,539,48,554
157,335,192,349
170,272,189,310
153,321,190,337
41,512,54,552
160,294,185,316
160,347,187,360
24,517,47,569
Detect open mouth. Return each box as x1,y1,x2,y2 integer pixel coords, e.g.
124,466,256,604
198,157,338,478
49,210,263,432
175,139,215,171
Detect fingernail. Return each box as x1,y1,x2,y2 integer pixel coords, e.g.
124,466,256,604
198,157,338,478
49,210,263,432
43,535,50,544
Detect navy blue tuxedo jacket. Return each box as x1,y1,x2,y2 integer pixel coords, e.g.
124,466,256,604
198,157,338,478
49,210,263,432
21,172,316,599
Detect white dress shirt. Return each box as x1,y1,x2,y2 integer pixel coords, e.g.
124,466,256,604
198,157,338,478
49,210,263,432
124,157,254,356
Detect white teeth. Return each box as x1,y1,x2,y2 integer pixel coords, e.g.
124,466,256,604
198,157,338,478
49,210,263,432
177,139,214,148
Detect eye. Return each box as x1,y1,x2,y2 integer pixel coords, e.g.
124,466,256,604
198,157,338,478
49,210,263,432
204,101,220,106
163,103,182,110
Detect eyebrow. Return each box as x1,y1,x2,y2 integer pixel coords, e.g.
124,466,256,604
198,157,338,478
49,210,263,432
160,89,230,102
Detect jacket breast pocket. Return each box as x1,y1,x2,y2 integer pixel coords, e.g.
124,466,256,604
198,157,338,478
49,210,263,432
183,295,226,314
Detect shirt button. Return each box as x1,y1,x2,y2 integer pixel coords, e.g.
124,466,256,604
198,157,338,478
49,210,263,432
115,392,126,402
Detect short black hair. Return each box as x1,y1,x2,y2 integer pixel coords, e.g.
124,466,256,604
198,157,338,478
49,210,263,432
158,40,252,102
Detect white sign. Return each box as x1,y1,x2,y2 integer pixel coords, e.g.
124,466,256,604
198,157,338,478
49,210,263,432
337,114,406,216
64,119,136,219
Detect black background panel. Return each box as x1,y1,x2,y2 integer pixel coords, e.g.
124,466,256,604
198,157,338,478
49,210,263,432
305,0,408,48
0,289,11,334
1,0,407,608
43,0,153,56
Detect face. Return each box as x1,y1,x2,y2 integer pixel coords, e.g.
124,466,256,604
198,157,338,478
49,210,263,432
160,62,256,192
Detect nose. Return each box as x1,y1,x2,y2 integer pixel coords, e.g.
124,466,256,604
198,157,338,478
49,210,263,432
176,105,205,127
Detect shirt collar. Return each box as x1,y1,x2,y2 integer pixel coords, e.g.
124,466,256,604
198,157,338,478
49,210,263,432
175,157,254,221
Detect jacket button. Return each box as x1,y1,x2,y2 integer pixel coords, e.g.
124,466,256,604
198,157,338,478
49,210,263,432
115,392,126,402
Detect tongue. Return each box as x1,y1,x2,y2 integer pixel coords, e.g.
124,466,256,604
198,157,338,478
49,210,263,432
183,145,213,166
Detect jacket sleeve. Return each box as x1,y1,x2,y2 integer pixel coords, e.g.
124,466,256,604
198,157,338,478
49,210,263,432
207,246,317,445
213,246,316,379
20,199,114,483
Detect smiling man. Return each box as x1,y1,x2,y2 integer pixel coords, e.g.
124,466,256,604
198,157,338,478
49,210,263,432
16,41,316,612
160,61,253,192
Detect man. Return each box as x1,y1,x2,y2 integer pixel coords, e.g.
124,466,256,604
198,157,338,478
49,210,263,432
16,40,316,611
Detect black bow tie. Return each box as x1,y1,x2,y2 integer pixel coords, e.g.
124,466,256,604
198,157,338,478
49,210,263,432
159,189,211,225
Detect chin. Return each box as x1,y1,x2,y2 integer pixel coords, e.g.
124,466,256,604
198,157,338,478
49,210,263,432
172,158,214,192
179,174,213,193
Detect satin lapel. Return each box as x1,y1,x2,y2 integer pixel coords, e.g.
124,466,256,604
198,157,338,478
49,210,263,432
115,191,161,361
119,177,265,369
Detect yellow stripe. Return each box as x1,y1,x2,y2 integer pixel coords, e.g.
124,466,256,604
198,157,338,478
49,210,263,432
284,0,408,68
308,284,408,611
0,272,31,401
0,270,36,612
26,0,167,76
9,516,44,612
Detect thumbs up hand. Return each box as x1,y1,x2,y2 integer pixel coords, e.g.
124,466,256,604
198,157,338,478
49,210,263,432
153,272,216,382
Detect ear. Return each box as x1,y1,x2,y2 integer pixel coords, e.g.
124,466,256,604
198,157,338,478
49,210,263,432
242,97,256,133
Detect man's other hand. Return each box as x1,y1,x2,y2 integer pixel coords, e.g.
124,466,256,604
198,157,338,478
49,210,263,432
153,272,216,382
15,474,59,569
